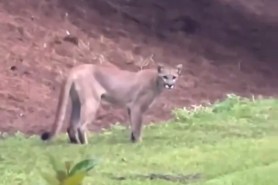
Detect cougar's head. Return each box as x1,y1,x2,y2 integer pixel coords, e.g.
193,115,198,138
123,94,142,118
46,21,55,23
157,64,183,89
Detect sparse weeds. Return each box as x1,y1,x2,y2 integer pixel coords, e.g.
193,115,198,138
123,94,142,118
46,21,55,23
172,93,276,126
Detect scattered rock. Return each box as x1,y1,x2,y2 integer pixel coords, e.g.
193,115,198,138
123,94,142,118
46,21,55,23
63,35,79,46
10,66,17,71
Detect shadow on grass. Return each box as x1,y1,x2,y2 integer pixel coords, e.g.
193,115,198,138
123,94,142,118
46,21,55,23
107,172,203,184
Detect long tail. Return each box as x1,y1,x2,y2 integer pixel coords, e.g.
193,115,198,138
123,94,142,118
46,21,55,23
41,77,73,141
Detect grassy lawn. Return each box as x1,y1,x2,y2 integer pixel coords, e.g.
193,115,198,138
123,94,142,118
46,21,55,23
0,94,277,185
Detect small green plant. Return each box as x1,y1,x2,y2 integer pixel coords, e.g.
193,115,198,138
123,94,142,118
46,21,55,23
40,155,99,185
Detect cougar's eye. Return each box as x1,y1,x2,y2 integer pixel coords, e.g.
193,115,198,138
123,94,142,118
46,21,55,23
172,76,176,80
163,76,168,80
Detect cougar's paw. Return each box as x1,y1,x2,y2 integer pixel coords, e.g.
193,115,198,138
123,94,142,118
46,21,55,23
130,132,136,142
130,132,141,143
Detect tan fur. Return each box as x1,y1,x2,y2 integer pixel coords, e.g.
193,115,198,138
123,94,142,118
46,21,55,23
41,63,182,144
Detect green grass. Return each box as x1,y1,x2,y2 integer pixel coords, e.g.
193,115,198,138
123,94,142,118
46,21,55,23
0,94,277,185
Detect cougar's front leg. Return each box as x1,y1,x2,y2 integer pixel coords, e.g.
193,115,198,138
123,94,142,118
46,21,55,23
128,106,143,143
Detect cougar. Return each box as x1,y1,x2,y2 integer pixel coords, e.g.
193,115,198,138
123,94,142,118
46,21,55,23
41,62,182,144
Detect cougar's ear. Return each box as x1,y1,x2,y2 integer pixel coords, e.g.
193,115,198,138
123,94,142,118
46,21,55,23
157,64,165,73
176,64,183,75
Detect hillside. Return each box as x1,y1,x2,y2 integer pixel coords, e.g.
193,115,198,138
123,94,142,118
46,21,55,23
0,0,277,134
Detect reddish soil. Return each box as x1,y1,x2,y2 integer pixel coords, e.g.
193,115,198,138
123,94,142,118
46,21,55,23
0,0,277,135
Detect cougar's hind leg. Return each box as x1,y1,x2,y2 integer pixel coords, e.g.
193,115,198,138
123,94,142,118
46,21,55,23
67,98,81,144
67,83,82,144
77,99,100,144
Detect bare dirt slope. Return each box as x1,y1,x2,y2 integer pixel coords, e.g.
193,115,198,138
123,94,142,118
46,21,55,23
0,0,277,135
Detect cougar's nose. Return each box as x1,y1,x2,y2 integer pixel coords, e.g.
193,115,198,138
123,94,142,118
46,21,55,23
165,84,174,89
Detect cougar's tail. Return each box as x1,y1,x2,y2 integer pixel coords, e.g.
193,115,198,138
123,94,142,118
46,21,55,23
41,77,73,141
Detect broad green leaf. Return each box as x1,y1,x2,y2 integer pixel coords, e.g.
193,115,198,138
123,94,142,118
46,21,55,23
69,159,98,176
62,171,86,185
